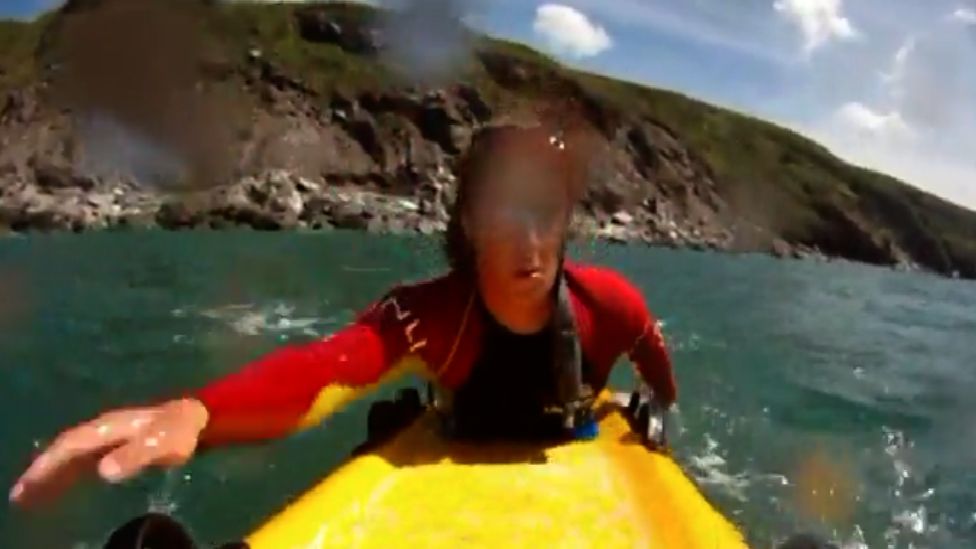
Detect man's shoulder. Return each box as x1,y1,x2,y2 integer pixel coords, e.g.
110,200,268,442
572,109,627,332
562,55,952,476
360,270,473,327
565,262,649,327
364,270,480,377
565,262,643,301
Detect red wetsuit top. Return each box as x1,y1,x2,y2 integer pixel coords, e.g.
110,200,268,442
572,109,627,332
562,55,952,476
194,262,676,445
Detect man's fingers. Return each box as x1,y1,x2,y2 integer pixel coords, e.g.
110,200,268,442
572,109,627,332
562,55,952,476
19,409,151,481
8,482,24,503
98,433,168,484
18,428,110,487
9,450,104,507
11,409,155,500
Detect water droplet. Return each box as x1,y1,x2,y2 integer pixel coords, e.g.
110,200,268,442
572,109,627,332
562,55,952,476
892,506,927,534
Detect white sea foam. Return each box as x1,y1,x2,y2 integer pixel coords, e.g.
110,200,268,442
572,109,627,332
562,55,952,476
839,525,869,549
147,470,181,516
687,434,751,502
893,506,928,534
181,302,335,337
878,426,941,546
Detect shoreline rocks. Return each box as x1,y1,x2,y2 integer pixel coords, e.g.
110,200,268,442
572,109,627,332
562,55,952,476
0,167,956,278
0,168,726,251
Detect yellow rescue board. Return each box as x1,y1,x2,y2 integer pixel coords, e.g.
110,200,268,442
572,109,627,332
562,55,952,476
246,394,748,549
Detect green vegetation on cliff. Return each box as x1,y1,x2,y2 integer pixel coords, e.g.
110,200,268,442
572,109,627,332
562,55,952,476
1,1,974,277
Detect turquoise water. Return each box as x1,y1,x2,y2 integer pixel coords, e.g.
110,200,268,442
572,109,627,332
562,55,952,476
1,231,974,548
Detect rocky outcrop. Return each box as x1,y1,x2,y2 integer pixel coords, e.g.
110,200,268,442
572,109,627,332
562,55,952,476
295,4,385,54
0,164,722,250
0,70,932,269
1,0,974,279
0,174,157,232
0,166,450,235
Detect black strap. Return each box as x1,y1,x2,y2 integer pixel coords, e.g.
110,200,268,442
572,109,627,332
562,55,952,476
551,276,592,428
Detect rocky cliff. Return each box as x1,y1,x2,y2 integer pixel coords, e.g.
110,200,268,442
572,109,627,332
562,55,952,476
1,0,974,278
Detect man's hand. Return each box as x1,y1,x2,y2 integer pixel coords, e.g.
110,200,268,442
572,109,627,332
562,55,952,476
9,398,208,507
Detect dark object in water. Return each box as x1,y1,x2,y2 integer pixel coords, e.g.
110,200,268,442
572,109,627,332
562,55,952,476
103,512,249,549
778,533,840,549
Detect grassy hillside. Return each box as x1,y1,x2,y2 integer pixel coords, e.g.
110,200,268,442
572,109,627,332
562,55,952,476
2,0,974,276
0,17,47,92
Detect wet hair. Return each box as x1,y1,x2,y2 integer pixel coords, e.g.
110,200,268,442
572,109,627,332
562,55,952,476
443,125,590,275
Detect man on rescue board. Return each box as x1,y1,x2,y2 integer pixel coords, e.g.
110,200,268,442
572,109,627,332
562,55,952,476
9,125,676,505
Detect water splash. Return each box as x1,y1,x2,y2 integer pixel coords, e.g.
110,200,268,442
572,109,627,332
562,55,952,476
147,470,180,515
187,301,336,338
839,525,869,549
892,506,928,534
687,434,751,502
879,426,941,546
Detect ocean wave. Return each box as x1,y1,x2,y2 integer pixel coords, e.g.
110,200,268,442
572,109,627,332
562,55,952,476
839,525,869,549
687,434,752,502
176,302,337,338
879,426,944,546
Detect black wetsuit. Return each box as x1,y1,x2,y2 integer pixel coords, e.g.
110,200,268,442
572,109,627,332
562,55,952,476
449,300,593,440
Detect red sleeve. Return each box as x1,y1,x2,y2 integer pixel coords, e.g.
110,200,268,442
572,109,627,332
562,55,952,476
628,311,677,407
194,279,448,445
610,274,677,407
568,264,677,407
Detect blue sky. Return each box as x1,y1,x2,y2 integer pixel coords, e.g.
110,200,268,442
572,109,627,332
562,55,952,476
1,0,59,19
4,0,975,208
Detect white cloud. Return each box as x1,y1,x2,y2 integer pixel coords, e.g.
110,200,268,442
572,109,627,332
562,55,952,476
533,4,612,58
880,36,916,86
834,102,914,141
807,120,976,209
890,29,970,131
809,18,976,209
550,0,792,65
950,7,976,24
773,0,858,54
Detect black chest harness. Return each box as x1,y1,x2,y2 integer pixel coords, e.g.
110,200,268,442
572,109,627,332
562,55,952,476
430,277,597,440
